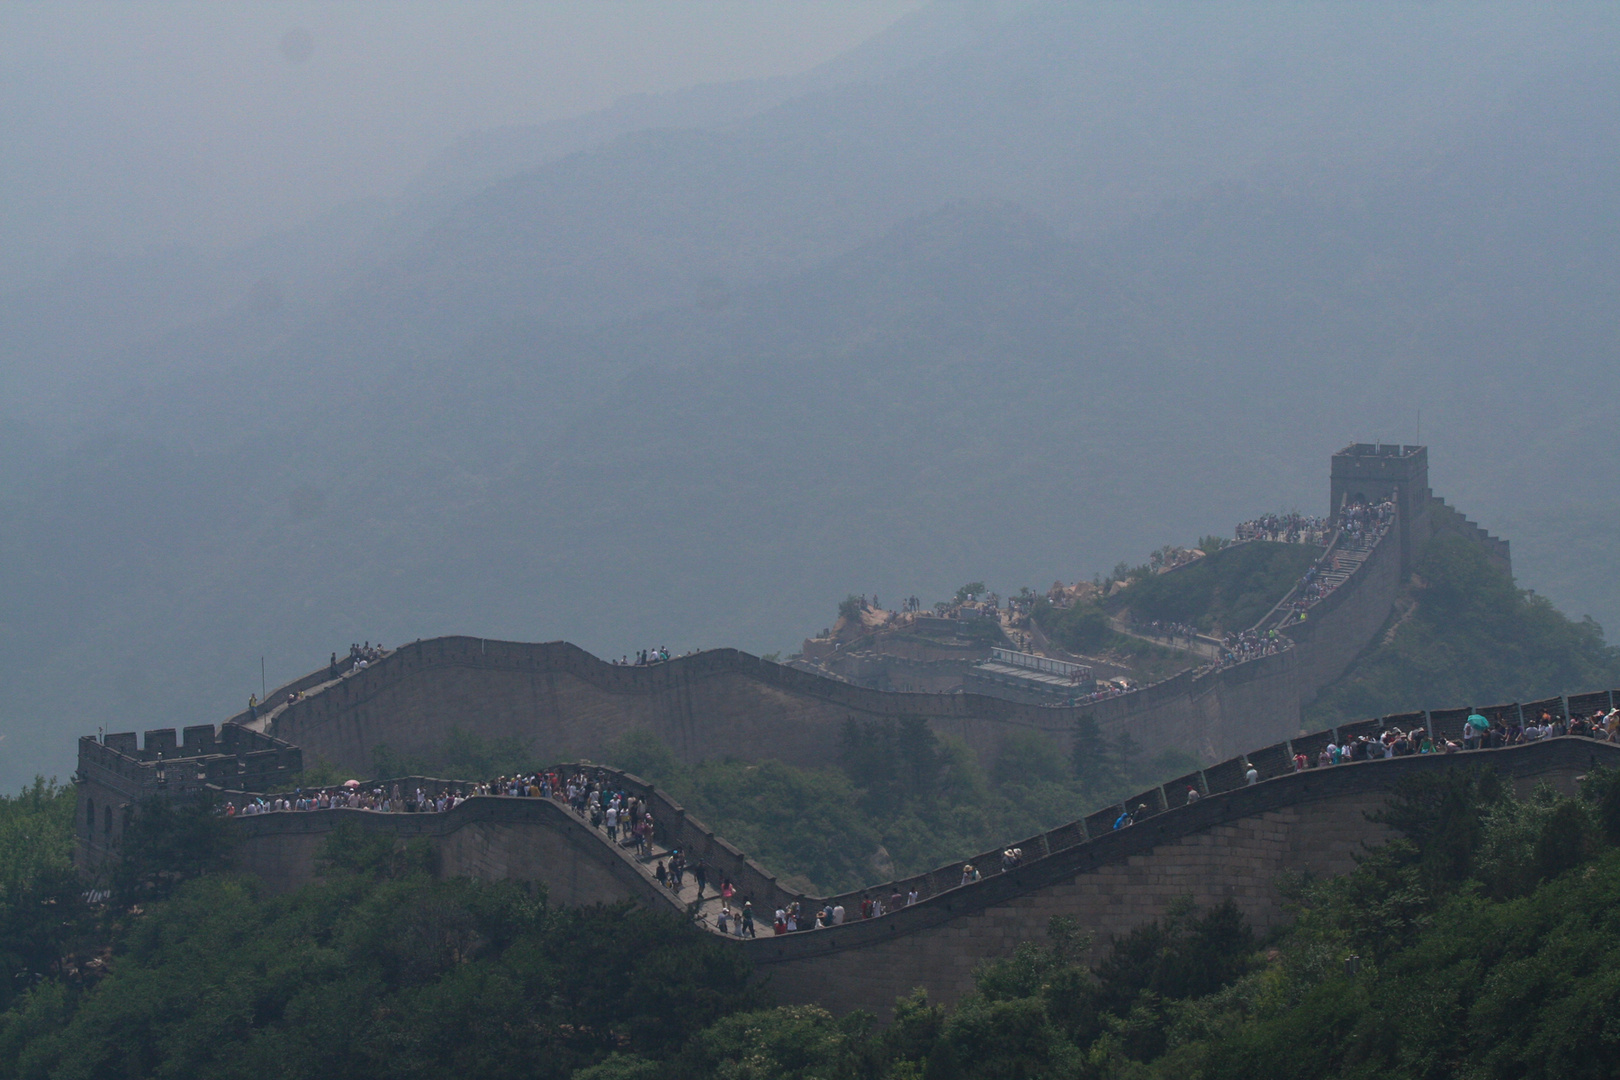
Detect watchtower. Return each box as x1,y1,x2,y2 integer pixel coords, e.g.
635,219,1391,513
74,723,302,871
1330,443,1431,573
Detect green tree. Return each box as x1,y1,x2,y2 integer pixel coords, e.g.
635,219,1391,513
1034,601,1114,654
2,872,754,1080
1110,540,1317,632
1112,730,1143,785
109,795,236,907
675,1004,871,1080
0,780,85,1012
1306,534,1620,723
1071,716,1114,793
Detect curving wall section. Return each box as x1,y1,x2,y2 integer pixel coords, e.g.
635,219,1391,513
228,687,1620,1016
241,512,1424,781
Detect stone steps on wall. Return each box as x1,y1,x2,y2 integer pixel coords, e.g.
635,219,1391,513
574,820,740,929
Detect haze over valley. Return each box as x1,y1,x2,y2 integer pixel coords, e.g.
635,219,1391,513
3,1,1618,791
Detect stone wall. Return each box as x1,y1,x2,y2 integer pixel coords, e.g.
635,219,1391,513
753,794,1391,1015
255,503,1408,774
220,735,1620,1018
1429,497,1513,575
1287,517,1406,706
741,735,1613,1015
237,467,1509,776
262,637,1257,776
232,792,686,910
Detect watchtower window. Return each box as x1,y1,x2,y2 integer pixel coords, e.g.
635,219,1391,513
86,798,95,838
103,805,112,837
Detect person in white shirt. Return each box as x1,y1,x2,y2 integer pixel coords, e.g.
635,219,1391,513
831,903,845,925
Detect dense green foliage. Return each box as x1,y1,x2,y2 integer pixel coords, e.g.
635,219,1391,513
1028,602,1186,682
605,722,1196,894
0,781,83,1014
558,765,1620,1080
106,796,237,908
1307,535,1620,724
371,725,533,781
1108,541,1321,634
11,762,1620,1078
0,825,756,1080
1031,600,1117,654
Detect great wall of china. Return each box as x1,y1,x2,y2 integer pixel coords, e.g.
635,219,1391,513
83,703,1620,1017
73,443,1571,1015
222,445,1510,780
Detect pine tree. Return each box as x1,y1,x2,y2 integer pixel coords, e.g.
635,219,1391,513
1071,715,1112,792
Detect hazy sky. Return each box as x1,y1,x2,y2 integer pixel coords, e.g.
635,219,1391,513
0,1,923,289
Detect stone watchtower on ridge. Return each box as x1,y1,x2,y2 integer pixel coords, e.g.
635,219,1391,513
1330,443,1511,578
73,723,302,871
1330,443,1432,574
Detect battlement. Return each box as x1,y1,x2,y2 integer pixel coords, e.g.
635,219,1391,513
1335,442,1425,459
75,723,302,869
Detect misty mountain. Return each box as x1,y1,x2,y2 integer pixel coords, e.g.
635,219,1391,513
403,0,1034,210
3,2,1618,790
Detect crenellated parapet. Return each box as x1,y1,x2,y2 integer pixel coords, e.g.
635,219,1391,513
74,723,301,870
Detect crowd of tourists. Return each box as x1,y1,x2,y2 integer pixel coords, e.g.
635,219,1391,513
1234,512,1332,545
615,648,671,666
1201,497,1401,675
1137,619,1200,643
1267,705,1620,776
326,642,388,679
1455,707,1620,749
1210,629,1287,670
1280,564,1335,616
1338,498,1395,549
1073,682,1133,704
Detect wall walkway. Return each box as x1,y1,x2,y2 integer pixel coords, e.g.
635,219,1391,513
227,690,1620,1017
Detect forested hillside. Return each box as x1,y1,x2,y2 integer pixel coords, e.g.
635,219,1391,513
368,715,1195,895
1307,535,1620,725
7,763,1620,1078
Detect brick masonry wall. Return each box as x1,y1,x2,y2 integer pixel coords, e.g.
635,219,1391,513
265,635,1307,781
756,794,1390,1016
222,737,1619,1018
744,739,1607,1015
231,795,684,912
1287,523,1405,705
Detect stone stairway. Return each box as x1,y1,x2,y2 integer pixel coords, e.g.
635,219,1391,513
576,815,739,930
1314,545,1371,590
